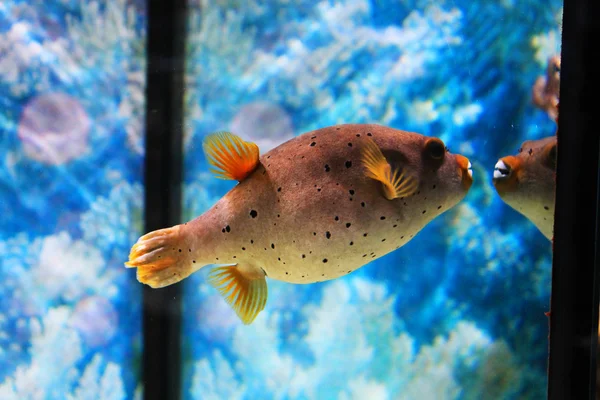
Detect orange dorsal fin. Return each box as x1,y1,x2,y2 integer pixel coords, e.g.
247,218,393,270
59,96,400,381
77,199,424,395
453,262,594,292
202,131,260,181
207,265,267,325
361,138,419,200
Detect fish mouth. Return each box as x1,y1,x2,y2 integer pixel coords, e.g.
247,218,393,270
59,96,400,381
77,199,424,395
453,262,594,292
493,159,511,180
455,154,473,190
492,156,519,194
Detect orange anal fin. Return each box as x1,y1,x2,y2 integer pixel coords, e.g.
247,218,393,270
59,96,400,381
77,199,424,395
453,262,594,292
202,131,260,182
361,138,419,200
207,265,267,325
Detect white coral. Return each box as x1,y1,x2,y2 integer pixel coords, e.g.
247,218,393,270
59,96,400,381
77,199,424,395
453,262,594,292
0,0,146,153
29,232,118,304
189,278,520,399
80,181,144,259
0,307,126,400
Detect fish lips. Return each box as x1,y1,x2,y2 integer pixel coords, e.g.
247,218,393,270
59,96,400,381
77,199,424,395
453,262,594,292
455,154,473,190
492,156,520,195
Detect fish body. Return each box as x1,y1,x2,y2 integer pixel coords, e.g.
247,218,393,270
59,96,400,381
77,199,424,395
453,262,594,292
126,124,473,323
532,55,561,121
493,136,557,239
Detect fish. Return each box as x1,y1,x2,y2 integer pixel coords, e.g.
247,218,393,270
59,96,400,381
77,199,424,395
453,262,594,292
492,135,557,240
125,124,473,324
532,55,561,122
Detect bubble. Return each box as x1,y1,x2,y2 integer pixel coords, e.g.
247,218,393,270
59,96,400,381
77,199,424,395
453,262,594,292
69,296,118,348
229,102,295,153
18,92,90,165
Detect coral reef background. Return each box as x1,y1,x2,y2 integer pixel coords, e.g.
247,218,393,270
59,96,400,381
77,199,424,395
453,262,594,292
182,0,562,399
0,0,146,398
0,0,563,399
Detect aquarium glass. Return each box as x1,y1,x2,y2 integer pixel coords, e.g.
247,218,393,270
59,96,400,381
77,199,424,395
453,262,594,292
0,0,147,398
180,0,563,398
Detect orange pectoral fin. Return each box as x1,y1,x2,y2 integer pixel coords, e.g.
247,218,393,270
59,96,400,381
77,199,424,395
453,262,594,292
361,138,419,200
202,131,260,182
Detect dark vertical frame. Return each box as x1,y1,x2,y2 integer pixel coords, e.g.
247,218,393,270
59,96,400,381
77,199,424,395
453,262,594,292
142,0,187,399
548,0,600,398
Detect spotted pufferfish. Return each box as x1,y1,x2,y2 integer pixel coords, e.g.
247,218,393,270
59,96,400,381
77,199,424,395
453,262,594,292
125,124,474,324
493,135,557,240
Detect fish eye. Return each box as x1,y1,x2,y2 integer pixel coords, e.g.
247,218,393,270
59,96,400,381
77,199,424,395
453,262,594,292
425,138,445,160
553,64,560,74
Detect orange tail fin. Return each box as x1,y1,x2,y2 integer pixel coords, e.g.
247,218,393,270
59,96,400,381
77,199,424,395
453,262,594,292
125,225,201,288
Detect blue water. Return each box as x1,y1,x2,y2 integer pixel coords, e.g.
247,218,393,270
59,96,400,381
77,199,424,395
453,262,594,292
0,0,145,398
0,0,562,399
182,1,562,399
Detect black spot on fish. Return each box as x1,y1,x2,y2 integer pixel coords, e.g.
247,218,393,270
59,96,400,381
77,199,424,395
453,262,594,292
226,225,231,232
278,257,281,261
324,164,330,172
349,189,355,195
380,216,386,220
422,210,426,214
363,254,367,257
393,224,397,228
334,216,339,221
346,223,351,228
437,205,442,210
363,233,368,237
348,142,353,147
222,228,225,233
356,134,361,137
178,249,181,252
528,148,533,155
310,142,316,146
250,239,254,244
311,136,317,139
313,232,317,236
277,187,282,192
361,202,366,207
233,256,236,259
250,210,258,218
242,247,246,251
349,241,354,245
302,254,306,258
326,232,331,239
544,206,550,210
188,249,191,252
277,214,280,218
271,243,275,249
193,260,196,263
382,239,386,242
345,161,352,168
317,188,322,192
323,258,328,263
432,184,436,189
286,272,289,275
367,132,372,136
